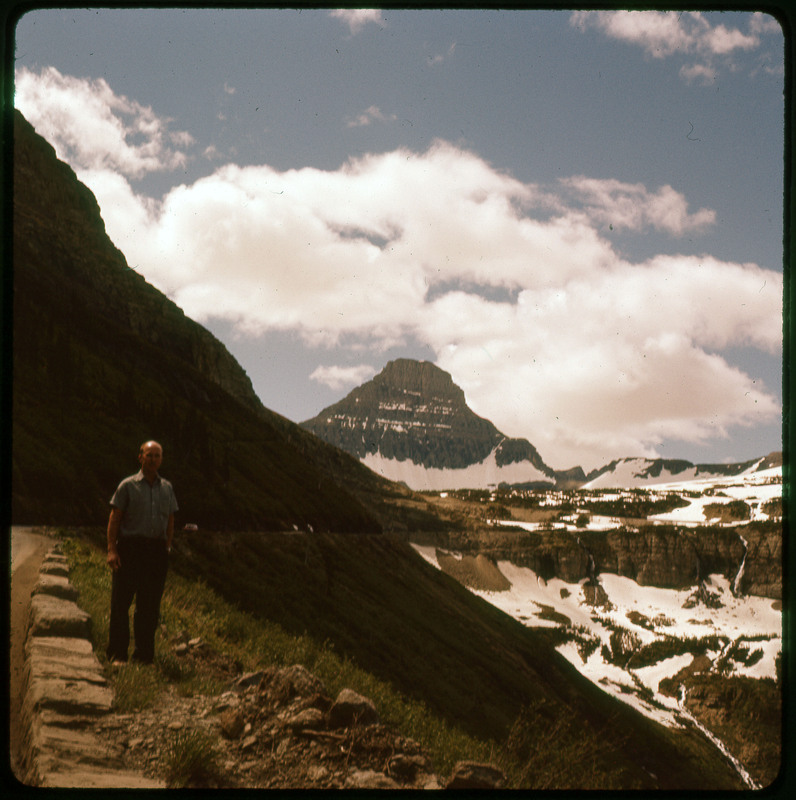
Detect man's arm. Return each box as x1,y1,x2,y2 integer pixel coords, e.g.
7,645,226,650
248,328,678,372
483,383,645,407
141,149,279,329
166,513,174,552
107,507,123,570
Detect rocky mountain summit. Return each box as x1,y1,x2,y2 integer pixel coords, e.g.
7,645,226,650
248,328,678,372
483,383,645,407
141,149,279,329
301,359,559,491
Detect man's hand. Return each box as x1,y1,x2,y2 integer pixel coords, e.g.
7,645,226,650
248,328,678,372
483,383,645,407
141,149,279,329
107,546,121,571
107,507,123,571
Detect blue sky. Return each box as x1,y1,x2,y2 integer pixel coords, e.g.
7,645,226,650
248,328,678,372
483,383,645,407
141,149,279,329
14,7,784,471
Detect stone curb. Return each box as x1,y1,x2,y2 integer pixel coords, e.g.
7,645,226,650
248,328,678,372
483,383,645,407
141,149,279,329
18,545,165,788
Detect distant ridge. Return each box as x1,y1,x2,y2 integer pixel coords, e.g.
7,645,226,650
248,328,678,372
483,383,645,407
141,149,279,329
582,453,780,490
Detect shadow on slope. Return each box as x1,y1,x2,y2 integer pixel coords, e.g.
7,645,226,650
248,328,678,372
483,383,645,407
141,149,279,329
154,527,743,791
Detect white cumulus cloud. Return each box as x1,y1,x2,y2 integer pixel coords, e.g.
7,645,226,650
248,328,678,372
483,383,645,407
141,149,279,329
558,177,716,235
330,9,382,35
15,66,194,178
15,66,782,471
570,10,776,84
310,364,377,393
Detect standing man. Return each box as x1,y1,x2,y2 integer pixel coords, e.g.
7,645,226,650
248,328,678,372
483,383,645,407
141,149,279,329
106,440,178,666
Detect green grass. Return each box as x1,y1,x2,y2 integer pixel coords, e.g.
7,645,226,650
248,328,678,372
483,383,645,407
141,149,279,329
162,728,224,788
60,532,494,779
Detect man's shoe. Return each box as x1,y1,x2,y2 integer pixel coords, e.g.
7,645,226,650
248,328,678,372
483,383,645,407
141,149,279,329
110,659,126,668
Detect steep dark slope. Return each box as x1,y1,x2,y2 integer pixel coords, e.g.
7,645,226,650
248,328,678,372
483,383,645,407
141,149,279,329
10,109,386,532
154,526,742,790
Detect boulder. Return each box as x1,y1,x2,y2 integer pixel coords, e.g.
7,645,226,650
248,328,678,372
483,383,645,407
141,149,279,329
234,670,267,690
345,769,400,789
388,752,434,781
445,761,506,789
264,664,328,704
286,707,324,731
218,709,245,740
328,688,380,729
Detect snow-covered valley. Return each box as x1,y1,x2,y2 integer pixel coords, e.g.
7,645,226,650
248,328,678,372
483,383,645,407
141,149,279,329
411,466,783,788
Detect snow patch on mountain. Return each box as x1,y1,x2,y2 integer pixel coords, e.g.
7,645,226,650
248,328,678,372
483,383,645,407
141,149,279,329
362,447,554,492
413,544,781,731
583,458,764,490
649,467,781,525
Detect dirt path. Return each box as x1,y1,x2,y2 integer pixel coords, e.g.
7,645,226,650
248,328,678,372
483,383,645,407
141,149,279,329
9,527,53,781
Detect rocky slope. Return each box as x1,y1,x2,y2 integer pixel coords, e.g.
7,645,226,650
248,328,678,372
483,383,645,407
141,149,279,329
12,110,259,413
301,359,559,490
15,536,504,790
94,655,505,790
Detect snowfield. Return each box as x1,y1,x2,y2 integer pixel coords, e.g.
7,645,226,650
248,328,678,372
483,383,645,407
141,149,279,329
410,466,782,737
413,545,781,731
362,448,553,492
487,466,782,532
649,466,781,525
582,457,765,490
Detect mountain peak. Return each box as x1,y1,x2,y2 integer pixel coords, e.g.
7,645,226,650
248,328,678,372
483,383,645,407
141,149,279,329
302,359,556,490
374,359,461,398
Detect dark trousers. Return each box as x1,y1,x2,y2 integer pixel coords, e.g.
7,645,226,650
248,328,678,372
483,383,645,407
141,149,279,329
106,536,168,664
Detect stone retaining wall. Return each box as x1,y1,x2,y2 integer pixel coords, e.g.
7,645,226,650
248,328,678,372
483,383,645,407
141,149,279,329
18,544,164,788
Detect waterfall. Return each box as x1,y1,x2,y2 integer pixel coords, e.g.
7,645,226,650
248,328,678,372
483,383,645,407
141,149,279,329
678,687,760,789
732,535,748,596
576,536,597,582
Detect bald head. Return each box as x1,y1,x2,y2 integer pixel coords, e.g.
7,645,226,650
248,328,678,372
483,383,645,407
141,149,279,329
138,441,163,481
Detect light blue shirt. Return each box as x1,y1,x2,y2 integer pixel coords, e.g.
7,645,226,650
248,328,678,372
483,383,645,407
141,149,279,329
110,470,178,539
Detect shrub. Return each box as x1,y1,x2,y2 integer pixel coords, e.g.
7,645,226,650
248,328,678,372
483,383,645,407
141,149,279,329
161,728,222,788
112,663,160,712
499,701,630,789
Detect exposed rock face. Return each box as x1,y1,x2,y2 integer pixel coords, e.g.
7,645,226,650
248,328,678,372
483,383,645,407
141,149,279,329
303,359,503,469
441,523,781,599
301,359,557,489
739,527,782,599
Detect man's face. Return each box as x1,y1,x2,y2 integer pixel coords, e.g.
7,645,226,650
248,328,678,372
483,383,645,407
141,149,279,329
139,444,163,474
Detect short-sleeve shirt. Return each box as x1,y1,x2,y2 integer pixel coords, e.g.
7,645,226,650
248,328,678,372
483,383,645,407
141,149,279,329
110,471,178,539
